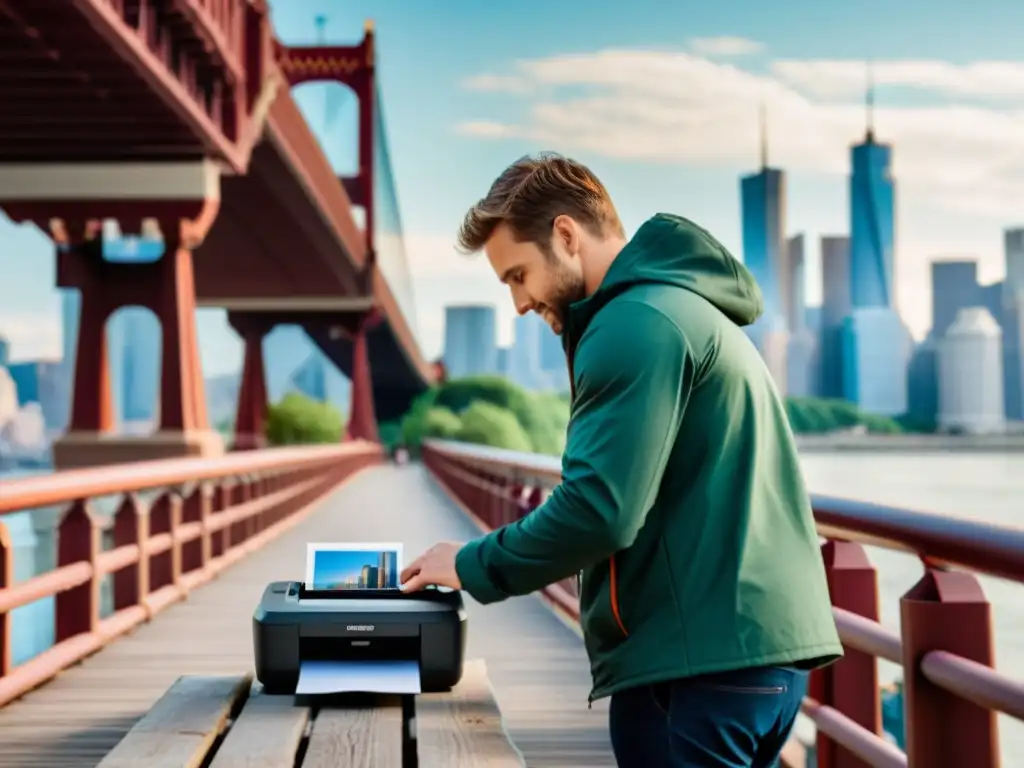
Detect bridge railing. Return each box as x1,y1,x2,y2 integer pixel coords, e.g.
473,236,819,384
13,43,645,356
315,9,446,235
0,441,382,708
421,439,1024,768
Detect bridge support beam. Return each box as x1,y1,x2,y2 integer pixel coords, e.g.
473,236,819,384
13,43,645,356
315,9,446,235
345,311,379,443
0,162,225,469
50,227,224,469
228,314,272,450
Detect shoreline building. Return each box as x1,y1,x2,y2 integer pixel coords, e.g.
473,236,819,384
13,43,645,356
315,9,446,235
840,68,911,414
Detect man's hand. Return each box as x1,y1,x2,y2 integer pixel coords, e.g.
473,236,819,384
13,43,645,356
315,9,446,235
400,542,463,592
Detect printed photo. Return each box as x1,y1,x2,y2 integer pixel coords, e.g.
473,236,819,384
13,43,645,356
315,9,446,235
305,542,403,590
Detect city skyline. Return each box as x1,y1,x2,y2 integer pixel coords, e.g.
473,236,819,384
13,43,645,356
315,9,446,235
309,547,400,590
2,1,1023,371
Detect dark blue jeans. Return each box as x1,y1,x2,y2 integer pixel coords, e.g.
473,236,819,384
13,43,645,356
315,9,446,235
608,665,808,767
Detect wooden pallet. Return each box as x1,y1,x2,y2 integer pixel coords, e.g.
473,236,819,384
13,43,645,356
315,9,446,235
95,659,524,768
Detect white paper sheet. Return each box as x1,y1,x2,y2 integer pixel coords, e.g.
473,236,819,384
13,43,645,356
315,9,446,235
296,659,422,695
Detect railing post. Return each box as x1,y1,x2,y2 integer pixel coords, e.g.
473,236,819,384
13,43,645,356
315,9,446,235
148,494,182,593
112,495,148,611
812,541,883,768
55,502,99,642
0,521,11,677
180,485,210,575
900,569,999,767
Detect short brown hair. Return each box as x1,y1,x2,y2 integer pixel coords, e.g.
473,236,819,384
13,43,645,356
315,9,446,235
456,152,624,256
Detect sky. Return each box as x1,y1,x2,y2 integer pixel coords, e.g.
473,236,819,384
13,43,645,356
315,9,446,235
2,0,1024,373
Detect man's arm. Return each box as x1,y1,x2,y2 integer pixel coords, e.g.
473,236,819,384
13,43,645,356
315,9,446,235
454,300,696,604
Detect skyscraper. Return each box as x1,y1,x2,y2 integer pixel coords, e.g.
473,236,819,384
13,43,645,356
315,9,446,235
105,237,163,431
785,234,806,333
442,305,497,378
1005,228,1024,296
849,70,896,309
819,236,851,398
740,106,788,323
291,353,328,402
937,307,1004,434
906,259,982,428
509,313,546,390
841,308,912,415
785,234,817,396
931,261,980,337
740,106,789,391
115,308,161,429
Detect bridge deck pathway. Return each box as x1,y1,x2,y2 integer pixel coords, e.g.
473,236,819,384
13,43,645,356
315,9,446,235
0,464,613,767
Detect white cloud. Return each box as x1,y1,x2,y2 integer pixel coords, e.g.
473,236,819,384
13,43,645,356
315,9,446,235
773,60,1024,101
0,312,61,362
455,49,1024,221
688,36,764,58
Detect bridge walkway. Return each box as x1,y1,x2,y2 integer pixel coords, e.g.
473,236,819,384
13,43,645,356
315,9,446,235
0,464,613,767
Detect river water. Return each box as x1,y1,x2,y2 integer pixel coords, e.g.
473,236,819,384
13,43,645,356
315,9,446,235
1,453,1022,761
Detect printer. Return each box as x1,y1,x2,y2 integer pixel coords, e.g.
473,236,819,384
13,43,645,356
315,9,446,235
252,581,467,694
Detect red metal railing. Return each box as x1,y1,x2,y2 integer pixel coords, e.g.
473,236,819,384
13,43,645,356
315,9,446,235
0,441,381,707
421,439,1024,768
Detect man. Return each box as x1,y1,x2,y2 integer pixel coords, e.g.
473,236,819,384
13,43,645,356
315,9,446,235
401,152,842,766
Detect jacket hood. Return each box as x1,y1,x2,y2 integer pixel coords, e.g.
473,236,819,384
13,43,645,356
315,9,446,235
566,213,763,343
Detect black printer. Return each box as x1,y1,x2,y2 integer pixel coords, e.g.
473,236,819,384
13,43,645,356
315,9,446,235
252,581,467,694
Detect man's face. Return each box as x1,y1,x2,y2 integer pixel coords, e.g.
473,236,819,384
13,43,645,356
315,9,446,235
484,222,586,335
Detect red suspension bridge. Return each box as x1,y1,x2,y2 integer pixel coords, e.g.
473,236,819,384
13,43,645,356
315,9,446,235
0,3,1022,767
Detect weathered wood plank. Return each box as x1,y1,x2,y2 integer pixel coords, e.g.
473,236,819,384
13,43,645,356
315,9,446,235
416,659,524,767
208,684,310,768
302,696,404,768
95,675,251,768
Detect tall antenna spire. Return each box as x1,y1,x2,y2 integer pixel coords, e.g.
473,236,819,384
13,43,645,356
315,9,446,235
759,102,768,169
865,60,875,143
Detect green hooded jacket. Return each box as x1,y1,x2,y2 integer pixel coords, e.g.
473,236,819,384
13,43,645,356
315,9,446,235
455,213,843,703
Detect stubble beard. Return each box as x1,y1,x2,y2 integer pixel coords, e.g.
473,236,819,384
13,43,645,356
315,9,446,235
543,265,586,336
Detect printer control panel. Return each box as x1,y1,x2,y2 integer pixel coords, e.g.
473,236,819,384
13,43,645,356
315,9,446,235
256,581,464,620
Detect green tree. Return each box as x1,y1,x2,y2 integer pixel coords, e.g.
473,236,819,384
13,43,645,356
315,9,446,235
264,392,344,446
784,396,904,435
420,407,463,439
399,388,440,451
433,375,569,454
527,390,571,455
455,400,533,452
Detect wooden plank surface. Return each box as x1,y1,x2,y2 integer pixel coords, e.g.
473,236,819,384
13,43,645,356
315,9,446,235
208,684,310,768
0,465,614,767
95,675,250,768
303,698,404,768
417,659,524,767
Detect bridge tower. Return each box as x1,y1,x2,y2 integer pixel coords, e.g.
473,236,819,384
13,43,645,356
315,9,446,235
274,22,381,443
0,0,278,468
